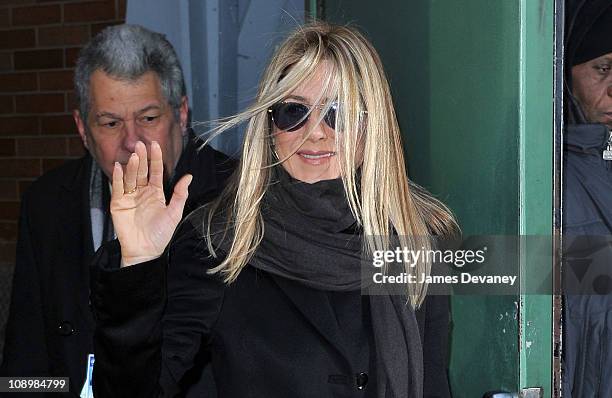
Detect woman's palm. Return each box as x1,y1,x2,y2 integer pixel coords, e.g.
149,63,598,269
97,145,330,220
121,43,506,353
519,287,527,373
110,141,191,266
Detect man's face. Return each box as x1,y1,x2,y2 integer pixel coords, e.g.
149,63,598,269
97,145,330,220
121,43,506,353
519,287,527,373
73,70,188,181
571,52,612,129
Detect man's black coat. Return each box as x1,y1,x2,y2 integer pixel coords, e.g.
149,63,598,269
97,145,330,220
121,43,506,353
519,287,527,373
0,135,234,397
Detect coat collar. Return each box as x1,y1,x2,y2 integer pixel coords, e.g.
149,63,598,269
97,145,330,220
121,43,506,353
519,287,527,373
565,123,610,154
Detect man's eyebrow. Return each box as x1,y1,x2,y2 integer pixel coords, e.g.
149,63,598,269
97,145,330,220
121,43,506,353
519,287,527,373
594,55,612,63
136,105,163,114
94,105,163,119
95,111,121,119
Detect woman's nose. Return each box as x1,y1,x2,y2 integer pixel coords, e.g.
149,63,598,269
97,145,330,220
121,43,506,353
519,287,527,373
304,113,329,141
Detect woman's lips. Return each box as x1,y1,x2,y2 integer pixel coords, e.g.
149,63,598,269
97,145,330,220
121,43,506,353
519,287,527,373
297,150,336,165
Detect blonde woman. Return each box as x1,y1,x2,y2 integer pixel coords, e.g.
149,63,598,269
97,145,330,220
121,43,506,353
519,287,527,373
91,22,458,398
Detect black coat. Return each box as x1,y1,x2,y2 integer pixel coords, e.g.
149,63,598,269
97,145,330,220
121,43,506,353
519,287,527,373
563,124,612,398
0,136,234,397
562,1,612,397
90,220,452,398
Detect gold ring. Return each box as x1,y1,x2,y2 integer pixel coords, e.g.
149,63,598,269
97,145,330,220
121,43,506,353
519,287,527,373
125,187,137,194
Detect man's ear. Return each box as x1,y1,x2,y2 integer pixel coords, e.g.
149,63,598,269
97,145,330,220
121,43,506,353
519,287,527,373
73,109,89,150
179,96,189,134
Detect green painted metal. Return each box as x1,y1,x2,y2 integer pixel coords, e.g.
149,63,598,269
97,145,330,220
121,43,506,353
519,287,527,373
307,0,319,18
325,1,554,397
518,0,554,395
427,2,521,395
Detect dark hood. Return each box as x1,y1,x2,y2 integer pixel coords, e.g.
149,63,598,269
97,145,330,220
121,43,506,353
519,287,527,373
564,0,612,124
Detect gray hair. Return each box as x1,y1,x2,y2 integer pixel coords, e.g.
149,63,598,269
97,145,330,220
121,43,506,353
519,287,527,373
74,24,186,122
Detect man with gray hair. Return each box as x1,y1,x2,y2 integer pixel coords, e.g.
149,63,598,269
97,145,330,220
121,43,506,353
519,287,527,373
1,24,233,396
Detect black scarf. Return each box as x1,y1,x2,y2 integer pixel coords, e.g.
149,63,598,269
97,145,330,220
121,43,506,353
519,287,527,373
212,167,423,398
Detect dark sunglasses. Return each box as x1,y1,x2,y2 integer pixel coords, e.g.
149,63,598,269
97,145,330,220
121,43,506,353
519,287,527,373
268,101,338,132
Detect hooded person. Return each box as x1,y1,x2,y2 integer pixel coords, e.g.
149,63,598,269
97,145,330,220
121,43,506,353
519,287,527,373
562,2,612,397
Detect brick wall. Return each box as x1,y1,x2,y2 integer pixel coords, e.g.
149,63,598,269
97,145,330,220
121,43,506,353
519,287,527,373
0,0,126,364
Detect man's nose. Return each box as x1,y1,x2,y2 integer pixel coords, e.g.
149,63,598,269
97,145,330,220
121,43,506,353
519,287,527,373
121,120,142,152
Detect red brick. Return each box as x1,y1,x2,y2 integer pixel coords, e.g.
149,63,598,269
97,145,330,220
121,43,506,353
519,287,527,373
0,116,38,136
12,4,60,26
0,0,34,5
0,95,13,113
15,93,64,113
39,70,73,90
64,47,81,68
38,25,90,47
67,136,83,155
0,241,16,264
0,138,15,155
0,7,9,28
0,52,12,71
14,49,63,70
40,114,76,135
0,159,40,177
42,157,68,172
0,201,19,220
0,29,35,50
0,72,37,92
117,0,125,19
16,136,66,156
64,1,115,23
18,180,31,195
90,20,119,37
0,180,17,200
0,221,17,240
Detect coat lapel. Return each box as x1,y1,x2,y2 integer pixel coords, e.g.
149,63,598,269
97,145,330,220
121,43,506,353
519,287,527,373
269,274,352,364
57,156,95,330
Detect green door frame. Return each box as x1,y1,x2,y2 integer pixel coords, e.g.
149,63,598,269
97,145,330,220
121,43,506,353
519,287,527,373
519,0,554,395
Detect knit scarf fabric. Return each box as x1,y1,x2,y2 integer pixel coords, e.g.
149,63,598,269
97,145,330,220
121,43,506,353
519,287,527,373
211,167,423,398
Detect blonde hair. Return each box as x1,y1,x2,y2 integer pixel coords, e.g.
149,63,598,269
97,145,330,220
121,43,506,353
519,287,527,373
203,21,458,308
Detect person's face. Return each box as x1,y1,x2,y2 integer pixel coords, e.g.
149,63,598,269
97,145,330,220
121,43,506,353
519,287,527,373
272,62,342,184
571,52,612,129
73,70,188,180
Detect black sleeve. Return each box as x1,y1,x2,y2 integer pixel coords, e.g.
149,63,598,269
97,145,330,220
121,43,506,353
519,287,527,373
421,295,452,398
90,220,225,398
1,192,50,379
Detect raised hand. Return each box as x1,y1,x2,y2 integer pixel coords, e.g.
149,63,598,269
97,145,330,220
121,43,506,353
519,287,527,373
110,140,192,267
